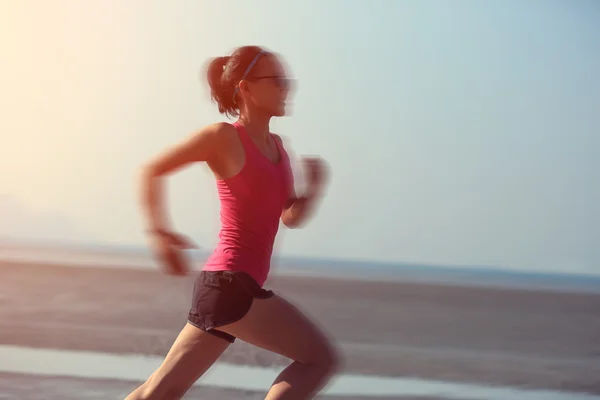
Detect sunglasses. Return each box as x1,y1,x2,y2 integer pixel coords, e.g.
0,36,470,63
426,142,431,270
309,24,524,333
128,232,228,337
246,75,295,91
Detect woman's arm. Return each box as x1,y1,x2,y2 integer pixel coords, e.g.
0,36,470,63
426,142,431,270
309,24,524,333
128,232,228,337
141,123,228,232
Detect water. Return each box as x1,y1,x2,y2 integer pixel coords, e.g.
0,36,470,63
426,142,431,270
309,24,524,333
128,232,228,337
1,345,599,400
2,240,600,399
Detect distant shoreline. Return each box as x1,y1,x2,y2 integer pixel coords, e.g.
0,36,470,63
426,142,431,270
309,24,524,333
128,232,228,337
1,238,599,295
2,257,600,296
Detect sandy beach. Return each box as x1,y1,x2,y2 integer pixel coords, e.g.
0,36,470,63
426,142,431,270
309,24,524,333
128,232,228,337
1,260,599,399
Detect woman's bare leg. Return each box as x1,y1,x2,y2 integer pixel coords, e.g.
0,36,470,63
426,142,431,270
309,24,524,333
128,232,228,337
124,322,230,400
218,295,342,400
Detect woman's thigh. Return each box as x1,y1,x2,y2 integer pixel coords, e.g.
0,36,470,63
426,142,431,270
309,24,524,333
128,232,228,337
217,294,339,365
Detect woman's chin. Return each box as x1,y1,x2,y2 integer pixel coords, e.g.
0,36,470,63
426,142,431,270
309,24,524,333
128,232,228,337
274,103,292,117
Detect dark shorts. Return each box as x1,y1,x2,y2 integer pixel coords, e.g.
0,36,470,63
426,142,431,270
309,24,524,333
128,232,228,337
187,270,274,343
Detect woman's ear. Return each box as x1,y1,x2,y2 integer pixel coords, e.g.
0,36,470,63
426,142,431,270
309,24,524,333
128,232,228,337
239,80,251,97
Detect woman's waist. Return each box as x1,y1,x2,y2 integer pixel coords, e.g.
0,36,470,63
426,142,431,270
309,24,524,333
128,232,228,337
203,248,271,286
207,240,274,263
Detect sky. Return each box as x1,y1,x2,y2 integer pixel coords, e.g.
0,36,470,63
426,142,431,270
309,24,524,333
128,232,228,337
1,0,599,274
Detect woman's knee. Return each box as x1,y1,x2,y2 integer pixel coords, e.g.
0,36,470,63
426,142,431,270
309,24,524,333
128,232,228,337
324,341,343,375
306,338,343,376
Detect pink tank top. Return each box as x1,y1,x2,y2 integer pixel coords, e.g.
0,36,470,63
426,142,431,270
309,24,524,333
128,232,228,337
202,122,294,286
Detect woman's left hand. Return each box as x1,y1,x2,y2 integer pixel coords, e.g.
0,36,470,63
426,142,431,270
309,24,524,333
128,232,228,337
302,156,329,195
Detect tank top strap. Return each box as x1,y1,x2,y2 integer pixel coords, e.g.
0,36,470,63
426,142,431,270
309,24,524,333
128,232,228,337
271,133,282,152
271,133,288,165
231,121,259,159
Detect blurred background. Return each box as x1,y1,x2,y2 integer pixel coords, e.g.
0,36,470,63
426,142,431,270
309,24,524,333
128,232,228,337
1,1,599,399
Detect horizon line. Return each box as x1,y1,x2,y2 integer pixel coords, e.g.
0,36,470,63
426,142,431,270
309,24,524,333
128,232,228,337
1,235,598,280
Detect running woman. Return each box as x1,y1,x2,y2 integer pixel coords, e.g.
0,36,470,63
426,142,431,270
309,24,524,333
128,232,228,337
125,46,340,400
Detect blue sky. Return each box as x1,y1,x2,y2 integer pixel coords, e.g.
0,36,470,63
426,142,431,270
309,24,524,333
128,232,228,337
1,0,598,274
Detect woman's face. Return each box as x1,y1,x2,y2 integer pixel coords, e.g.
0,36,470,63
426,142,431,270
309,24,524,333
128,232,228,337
241,54,294,117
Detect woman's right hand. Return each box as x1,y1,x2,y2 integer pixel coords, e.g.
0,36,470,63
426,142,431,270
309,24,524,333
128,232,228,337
149,229,199,276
